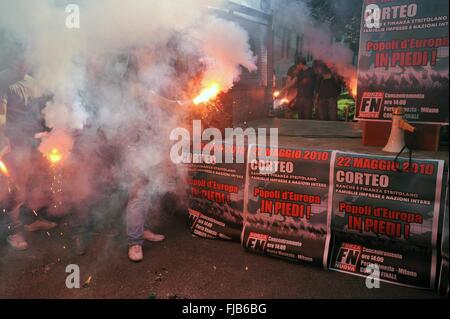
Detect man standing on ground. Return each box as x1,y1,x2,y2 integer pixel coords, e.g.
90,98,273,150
285,58,316,120
0,61,57,250
315,61,342,121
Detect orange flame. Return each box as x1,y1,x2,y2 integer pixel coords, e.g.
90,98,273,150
193,83,220,105
349,77,358,98
273,91,281,98
47,149,63,165
0,160,9,177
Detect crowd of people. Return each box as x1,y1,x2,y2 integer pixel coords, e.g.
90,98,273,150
276,57,344,121
0,55,185,263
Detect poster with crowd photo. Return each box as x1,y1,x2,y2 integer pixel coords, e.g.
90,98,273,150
356,0,449,124
242,145,333,268
328,152,445,289
186,142,247,242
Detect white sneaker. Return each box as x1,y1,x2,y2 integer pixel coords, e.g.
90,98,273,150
128,245,143,262
7,233,29,251
143,230,165,242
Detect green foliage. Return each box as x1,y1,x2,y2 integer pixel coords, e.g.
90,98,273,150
338,91,356,121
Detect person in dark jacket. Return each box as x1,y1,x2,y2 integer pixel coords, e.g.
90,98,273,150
293,58,316,120
0,65,56,251
315,61,342,121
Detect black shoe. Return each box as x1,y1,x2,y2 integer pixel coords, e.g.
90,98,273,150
72,235,87,256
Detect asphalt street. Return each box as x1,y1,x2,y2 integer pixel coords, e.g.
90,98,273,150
0,211,442,299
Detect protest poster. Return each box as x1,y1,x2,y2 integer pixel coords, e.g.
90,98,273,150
242,145,333,267
328,152,445,288
186,142,247,241
356,0,449,123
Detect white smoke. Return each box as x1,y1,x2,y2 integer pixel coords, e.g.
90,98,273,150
0,0,257,211
190,16,258,92
272,0,356,81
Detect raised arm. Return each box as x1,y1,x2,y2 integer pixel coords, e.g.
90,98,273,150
131,82,192,110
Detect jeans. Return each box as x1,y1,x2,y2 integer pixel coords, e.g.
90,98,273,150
295,97,313,120
317,98,338,121
126,178,151,246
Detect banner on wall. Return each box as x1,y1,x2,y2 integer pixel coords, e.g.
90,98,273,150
242,145,333,267
328,152,445,288
186,142,247,241
356,0,449,124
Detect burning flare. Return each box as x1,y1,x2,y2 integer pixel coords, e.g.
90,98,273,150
349,77,358,98
47,149,63,165
193,83,220,105
0,160,9,177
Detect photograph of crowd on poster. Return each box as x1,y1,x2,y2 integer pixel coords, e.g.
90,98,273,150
328,152,446,288
242,145,333,267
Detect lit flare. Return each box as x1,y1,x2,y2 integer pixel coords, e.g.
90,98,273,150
349,77,358,98
193,83,220,105
47,149,63,165
0,160,9,177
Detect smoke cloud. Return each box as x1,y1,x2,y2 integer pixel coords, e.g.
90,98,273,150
272,0,356,81
0,0,257,218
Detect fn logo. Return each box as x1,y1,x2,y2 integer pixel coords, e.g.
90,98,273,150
188,209,201,230
359,92,384,118
335,243,362,272
246,232,268,253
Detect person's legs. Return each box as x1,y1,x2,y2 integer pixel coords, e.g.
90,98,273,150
3,143,31,250
143,194,165,243
5,202,26,247
297,97,313,120
126,180,150,246
295,98,305,119
328,98,338,121
303,98,313,120
68,204,91,256
317,99,328,121
22,147,56,232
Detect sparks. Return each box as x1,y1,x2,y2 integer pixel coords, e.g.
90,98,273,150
47,149,63,165
193,83,220,105
0,160,10,177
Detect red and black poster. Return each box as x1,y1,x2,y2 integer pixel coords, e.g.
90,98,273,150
186,142,247,242
328,152,446,288
242,145,333,267
356,0,449,123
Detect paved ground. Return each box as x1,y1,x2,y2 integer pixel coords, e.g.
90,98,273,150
0,119,447,299
0,211,443,299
